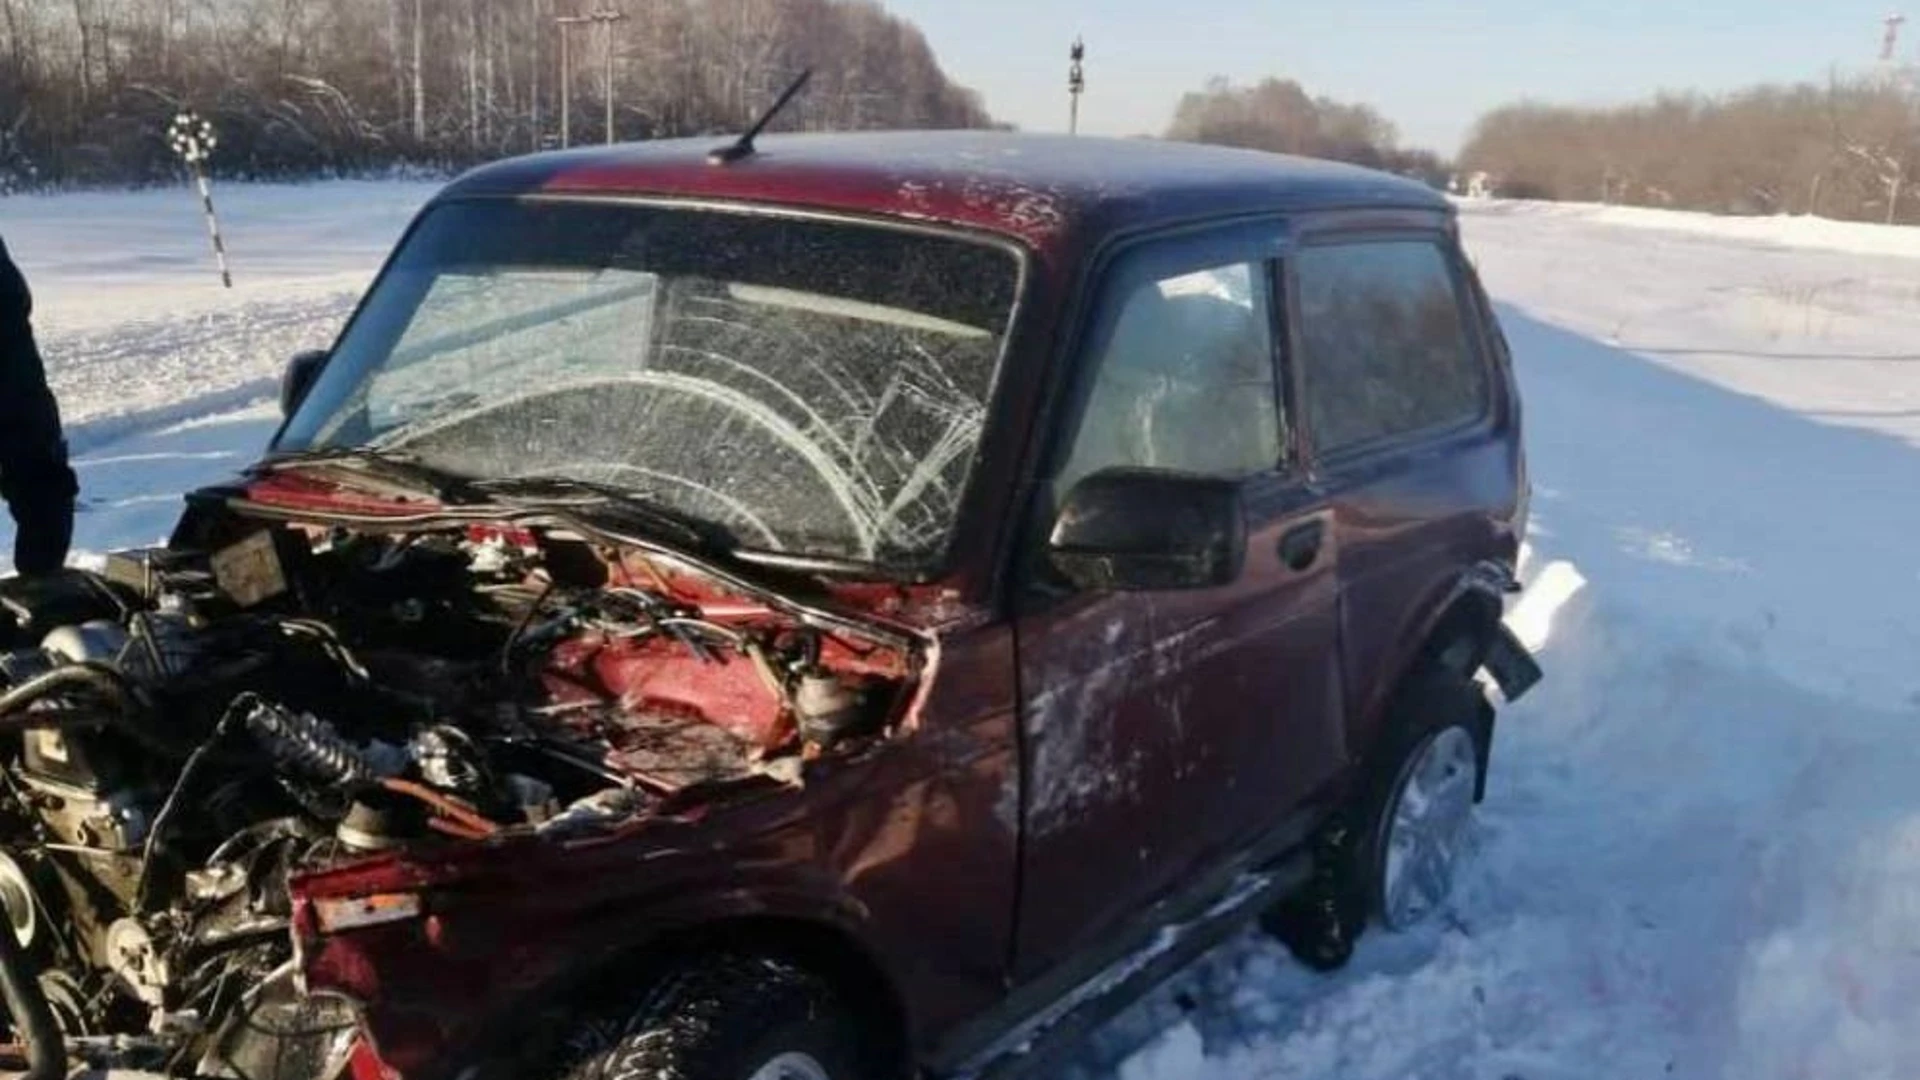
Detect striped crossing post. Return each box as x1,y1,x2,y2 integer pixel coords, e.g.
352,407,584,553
167,113,232,289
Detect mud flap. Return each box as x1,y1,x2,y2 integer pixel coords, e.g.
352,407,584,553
1260,814,1363,973
1480,623,1541,703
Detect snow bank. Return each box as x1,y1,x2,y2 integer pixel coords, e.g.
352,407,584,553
1107,584,1920,1080
1459,200,1920,455
0,179,432,331
1459,196,1920,261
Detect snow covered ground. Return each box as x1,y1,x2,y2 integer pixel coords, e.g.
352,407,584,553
4,184,1920,1079
1,180,431,555
1459,194,1920,263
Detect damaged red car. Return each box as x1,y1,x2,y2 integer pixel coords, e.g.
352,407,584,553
0,130,1539,1080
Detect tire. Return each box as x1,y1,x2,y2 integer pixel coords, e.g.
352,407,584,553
1265,666,1490,970
1355,670,1488,931
543,953,878,1080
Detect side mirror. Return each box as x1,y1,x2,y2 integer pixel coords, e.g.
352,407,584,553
280,349,329,418
1047,469,1246,592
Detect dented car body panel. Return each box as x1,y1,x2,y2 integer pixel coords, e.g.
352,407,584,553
295,624,1023,1072
0,132,1531,1080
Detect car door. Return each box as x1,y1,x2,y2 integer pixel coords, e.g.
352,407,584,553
1286,227,1514,755
1010,223,1347,978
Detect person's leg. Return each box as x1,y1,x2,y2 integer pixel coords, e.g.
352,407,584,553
3,458,78,575
1,239,78,576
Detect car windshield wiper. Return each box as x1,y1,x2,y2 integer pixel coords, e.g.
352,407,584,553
467,475,723,553
250,447,476,502
248,457,718,551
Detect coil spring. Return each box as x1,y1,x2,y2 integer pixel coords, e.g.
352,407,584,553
244,702,375,787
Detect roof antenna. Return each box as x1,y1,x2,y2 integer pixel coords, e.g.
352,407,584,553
709,69,813,165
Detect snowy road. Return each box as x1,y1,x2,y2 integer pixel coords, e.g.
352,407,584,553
4,182,1919,1079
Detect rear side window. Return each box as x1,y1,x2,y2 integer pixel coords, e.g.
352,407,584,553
1294,239,1487,454
1053,261,1281,505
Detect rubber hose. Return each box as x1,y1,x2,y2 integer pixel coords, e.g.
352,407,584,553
0,888,64,1080
0,662,180,757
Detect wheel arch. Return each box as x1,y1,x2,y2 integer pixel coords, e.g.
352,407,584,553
1416,566,1509,679
1364,559,1511,795
630,914,915,1076
473,909,916,1080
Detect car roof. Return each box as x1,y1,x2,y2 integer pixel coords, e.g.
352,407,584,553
438,130,1451,253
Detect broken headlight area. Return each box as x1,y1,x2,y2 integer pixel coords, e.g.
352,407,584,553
0,520,914,1078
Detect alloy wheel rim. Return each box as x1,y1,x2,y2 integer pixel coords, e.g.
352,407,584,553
746,1052,833,1080
1379,726,1478,929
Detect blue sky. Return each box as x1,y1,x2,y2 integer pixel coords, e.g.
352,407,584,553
882,0,1899,153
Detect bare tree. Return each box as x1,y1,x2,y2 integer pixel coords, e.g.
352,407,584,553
409,0,423,141
0,0,995,187
1166,75,1441,182
383,0,403,123
1462,71,1920,224
70,0,93,101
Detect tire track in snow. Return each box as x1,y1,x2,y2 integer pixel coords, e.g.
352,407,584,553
43,290,358,454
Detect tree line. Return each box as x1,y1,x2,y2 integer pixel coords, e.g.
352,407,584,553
1460,72,1920,224
1164,76,1448,188
1165,70,1920,227
0,0,993,190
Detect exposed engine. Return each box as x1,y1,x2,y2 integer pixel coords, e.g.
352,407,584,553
0,521,911,1079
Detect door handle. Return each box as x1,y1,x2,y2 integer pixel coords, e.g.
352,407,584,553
1279,521,1325,571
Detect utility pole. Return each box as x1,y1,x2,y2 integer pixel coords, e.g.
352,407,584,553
557,13,575,147
530,0,541,149
600,8,625,143
557,7,625,147
1883,12,1906,62
1068,36,1085,135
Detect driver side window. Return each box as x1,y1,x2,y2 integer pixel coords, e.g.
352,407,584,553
1052,259,1283,509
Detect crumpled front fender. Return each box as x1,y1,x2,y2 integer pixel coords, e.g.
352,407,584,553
291,821,880,1080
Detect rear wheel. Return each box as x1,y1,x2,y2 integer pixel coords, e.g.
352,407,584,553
1265,666,1490,968
543,953,878,1080
1370,722,1480,929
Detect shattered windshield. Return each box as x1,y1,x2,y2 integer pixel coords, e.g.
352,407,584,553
276,198,1023,566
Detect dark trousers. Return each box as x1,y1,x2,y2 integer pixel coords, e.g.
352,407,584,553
0,235,78,575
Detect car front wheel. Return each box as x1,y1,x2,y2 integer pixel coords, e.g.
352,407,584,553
546,953,877,1080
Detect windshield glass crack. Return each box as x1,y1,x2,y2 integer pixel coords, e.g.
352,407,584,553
275,201,1022,567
